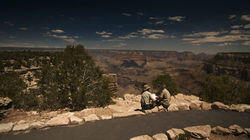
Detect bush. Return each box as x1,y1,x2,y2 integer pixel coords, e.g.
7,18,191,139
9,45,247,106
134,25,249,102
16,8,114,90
199,74,250,105
152,74,179,95
38,44,113,110
0,44,113,111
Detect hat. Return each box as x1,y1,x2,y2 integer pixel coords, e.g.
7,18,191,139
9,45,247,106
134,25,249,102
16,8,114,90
143,85,150,91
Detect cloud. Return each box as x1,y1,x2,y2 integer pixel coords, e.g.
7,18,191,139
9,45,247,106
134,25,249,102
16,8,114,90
96,31,112,38
155,20,165,25
49,34,76,43
115,42,127,47
231,25,243,29
241,15,250,21
51,29,64,33
138,29,165,35
119,32,138,39
101,35,111,38
3,21,14,26
184,32,221,37
182,34,250,44
149,17,161,20
122,13,132,16
19,27,28,30
229,14,236,19
143,34,169,39
244,24,250,29
230,30,242,34
137,12,143,16
182,30,250,45
168,16,185,22
242,41,250,46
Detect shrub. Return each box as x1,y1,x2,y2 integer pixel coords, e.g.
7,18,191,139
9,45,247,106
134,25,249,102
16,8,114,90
38,44,113,110
152,74,179,95
200,74,250,105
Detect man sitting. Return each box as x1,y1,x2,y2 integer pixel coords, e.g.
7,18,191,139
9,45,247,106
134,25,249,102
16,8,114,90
157,85,171,110
140,85,156,110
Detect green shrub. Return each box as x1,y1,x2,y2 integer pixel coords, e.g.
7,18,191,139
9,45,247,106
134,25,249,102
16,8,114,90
152,74,179,95
38,44,113,110
200,74,250,105
0,44,113,111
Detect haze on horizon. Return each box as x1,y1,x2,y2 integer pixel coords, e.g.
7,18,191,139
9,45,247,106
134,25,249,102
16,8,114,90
0,0,250,54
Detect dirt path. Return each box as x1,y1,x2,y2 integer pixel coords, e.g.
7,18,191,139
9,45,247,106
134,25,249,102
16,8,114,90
1,110,250,140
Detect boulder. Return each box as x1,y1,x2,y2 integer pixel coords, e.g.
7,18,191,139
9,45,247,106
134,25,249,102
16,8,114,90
130,135,153,140
168,104,179,112
0,97,12,109
211,102,229,110
166,128,185,140
13,123,30,131
0,122,14,133
211,126,231,135
189,103,201,110
30,121,46,129
46,114,70,126
201,102,211,110
113,111,144,118
230,104,250,112
69,115,84,124
83,114,99,122
184,125,211,139
245,128,250,136
152,133,168,140
177,103,189,111
124,94,141,102
229,124,246,135
100,115,112,120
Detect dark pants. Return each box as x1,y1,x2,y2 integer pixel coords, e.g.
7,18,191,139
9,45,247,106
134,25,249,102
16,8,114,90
141,104,155,110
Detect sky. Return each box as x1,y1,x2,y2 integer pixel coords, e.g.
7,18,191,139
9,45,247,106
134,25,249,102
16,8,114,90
0,0,250,54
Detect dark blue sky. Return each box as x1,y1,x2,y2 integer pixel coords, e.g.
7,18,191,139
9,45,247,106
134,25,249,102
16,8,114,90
0,0,250,53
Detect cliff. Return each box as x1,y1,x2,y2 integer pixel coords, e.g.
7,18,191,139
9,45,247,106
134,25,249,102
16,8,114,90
204,52,250,81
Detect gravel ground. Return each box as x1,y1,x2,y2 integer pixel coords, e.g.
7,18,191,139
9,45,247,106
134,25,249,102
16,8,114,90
1,110,249,140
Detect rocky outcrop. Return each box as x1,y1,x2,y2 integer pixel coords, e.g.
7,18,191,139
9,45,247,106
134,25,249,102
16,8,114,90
211,126,231,135
211,102,230,110
130,135,153,140
184,125,211,139
0,122,14,133
203,52,250,81
229,124,246,135
166,128,185,139
152,133,168,140
131,124,249,140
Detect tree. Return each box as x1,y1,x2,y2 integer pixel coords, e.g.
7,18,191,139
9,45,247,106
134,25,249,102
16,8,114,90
38,44,113,110
199,74,250,105
152,74,179,95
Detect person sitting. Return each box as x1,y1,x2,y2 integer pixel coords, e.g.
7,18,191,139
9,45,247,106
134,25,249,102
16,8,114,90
157,85,171,110
140,85,156,110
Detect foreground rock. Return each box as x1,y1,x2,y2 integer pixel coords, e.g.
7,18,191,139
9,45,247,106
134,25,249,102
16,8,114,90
83,114,99,122
184,125,211,139
230,104,250,112
166,128,185,139
0,122,14,133
13,120,30,131
152,133,168,140
211,102,229,110
229,124,246,135
211,126,231,135
46,113,72,126
130,135,153,140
